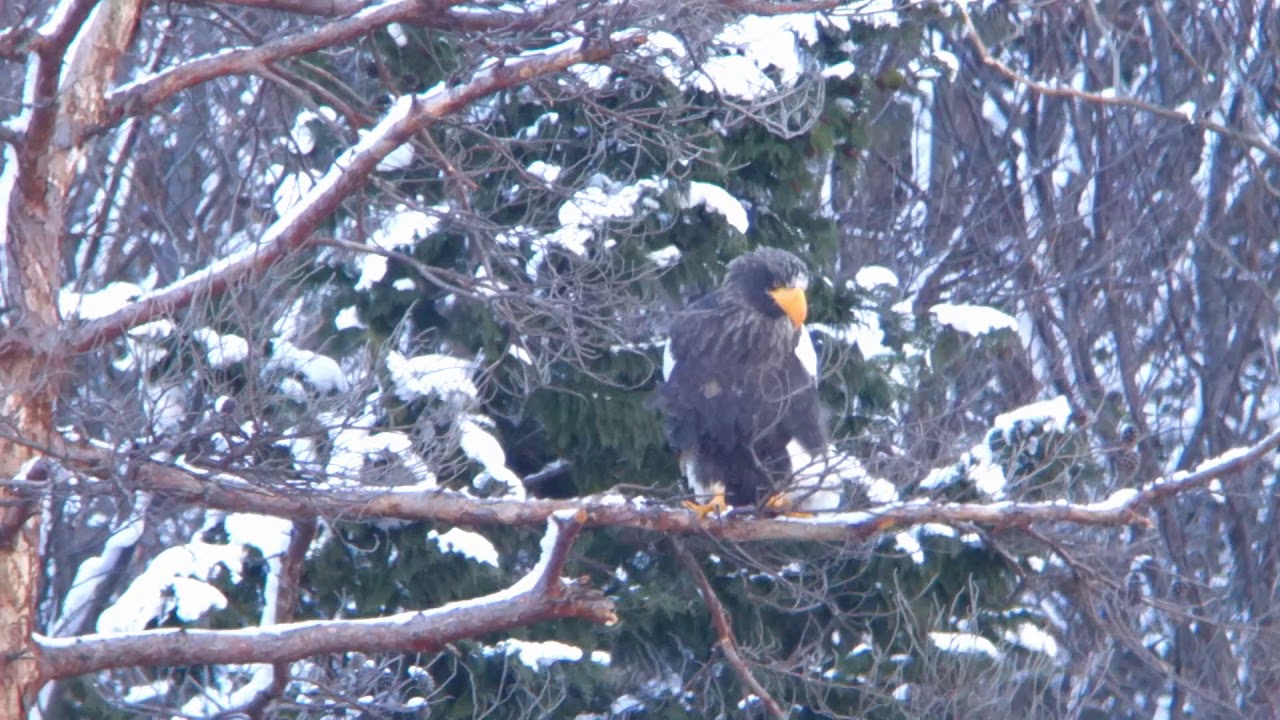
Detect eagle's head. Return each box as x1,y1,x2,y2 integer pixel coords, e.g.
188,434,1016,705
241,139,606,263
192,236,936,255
724,248,809,328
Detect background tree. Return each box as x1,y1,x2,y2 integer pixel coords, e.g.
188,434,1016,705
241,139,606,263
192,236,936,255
2,0,1278,718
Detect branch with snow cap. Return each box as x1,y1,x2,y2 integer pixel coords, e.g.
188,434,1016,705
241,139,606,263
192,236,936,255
55,426,1280,542
33,510,612,681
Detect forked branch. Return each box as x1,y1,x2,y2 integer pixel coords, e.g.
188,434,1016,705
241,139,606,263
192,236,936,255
34,511,612,681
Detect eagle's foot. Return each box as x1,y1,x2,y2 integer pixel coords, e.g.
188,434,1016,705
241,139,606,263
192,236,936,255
684,494,729,519
761,493,814,518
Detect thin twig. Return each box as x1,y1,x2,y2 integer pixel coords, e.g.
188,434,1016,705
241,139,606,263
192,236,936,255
669,538,787,719
956,4,1280,162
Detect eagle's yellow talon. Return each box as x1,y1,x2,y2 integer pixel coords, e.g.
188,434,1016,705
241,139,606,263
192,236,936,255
684,494,729,519
762,493,815,518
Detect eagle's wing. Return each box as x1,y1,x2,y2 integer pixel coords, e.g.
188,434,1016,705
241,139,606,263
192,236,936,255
661,296,826,506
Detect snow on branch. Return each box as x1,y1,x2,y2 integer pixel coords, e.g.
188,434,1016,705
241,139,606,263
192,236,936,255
59,427,1280,543
34,510,610,681
67,32,645,353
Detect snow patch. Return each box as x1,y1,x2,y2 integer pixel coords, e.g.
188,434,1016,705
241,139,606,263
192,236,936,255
430,528,500,567
931,302,1017,336
685,181,749,233
929,631,1003,660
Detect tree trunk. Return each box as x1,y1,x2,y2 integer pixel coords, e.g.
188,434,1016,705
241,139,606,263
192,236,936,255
0,0,144,712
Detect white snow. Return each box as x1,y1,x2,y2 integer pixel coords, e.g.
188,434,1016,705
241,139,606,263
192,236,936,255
192,327,250,368
526,160,562,184
429,527,500,567
855,265,899,290
488,639,590,669
823,61,857,80
224,513,294,559
928,631,1003,660
97,541,246,633
648,245,682,268
267,340,349,393
1005,622,1059,658
386,22,408,47
387,351,478,402
894,532,925,564
334,306,363,330
374,137,415,171
325,427,436,487
460,417,526,500
685,181,749,233
529,175,666,277
933,49,960,80
811,308,893,359
931,302,1018,336
1085,487,1139,512
693,55,775,100
357,205,443,290
289,107,337,154
60,281,141,320
993,396,1073,435
52,496,151,636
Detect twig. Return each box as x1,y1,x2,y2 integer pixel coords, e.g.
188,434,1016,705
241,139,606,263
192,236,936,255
669,538,786,719
956,3,1280,162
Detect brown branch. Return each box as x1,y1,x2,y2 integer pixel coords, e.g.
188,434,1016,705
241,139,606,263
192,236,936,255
52,426,1280,543
670,538,786,719
66,32,645,353
92,0,453,141
191,0,372,16
34,511,612,681
957,4,1280,162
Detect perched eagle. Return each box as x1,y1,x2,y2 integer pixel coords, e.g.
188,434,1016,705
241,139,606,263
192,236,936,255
658,248,830,516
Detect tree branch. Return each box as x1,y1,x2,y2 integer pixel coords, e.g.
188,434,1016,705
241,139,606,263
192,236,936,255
957,4,1280,162
670,538,785,719
92,0,448,139
34,510,611,681
66,32,645,353
49,426,1280,543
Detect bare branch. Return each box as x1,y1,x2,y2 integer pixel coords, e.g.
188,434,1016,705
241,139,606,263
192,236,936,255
34,511,611,681
65,32,646,353
957,4,1280,162
92,0,455,140
49,426,1280,543
670,538,785,719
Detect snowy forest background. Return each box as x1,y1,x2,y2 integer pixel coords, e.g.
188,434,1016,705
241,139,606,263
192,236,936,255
2,0,1279,718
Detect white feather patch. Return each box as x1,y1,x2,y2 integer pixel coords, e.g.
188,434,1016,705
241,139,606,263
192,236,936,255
795,328,818,384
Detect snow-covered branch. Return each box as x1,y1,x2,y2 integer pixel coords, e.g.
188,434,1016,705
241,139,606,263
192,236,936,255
68,32,645,353
34,511,611,681
59,427,1280,543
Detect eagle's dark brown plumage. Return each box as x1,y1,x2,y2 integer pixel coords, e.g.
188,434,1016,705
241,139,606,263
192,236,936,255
658,248,826,513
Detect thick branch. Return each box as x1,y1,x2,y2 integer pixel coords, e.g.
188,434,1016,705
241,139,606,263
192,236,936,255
53,426,1280,543
67,32,644,353
93,0,440,138
35,511,611,681
671,539,785,719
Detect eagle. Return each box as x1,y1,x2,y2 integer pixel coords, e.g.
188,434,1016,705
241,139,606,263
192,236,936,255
658,247,832,516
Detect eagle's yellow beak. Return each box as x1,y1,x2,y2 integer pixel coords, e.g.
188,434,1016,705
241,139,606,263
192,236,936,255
769,286,807,328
